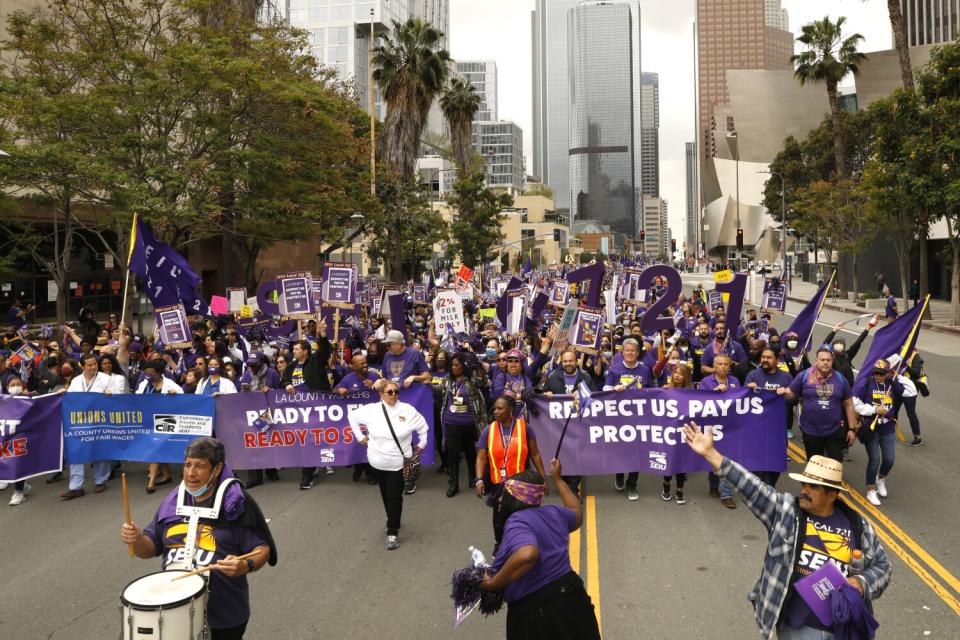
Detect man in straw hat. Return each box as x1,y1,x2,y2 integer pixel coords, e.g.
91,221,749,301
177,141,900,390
682,421,891,640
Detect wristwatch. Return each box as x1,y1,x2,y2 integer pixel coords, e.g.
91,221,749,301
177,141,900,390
246,558,255,574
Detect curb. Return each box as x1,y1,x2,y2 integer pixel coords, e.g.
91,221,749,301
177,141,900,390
787,295,960,336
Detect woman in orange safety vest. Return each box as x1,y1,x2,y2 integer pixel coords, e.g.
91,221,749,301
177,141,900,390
475,395,548,553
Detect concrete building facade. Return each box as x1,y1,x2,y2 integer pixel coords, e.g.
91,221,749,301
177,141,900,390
474,121,525,194
685,141,698,258
640,72,660,197
455,60,497,122
900,0,960,47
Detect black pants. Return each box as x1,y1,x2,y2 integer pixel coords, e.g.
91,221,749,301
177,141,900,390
664,473,686,488
801,429,846,462
211,621,247,639
615,472,639,490
372,467,405,536
301,466,316,482
444,421,477,487
433,402,446,468
505,571,601,640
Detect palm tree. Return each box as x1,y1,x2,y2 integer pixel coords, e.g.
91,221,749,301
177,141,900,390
440,76,481,172
373,18,451,182
861,1,913,91
791,16,867,177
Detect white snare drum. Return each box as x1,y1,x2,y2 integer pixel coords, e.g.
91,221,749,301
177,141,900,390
120,570,208,640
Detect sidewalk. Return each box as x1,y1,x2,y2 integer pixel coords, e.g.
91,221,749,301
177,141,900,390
785,278,960,337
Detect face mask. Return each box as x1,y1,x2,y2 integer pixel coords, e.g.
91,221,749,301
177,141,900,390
207,366,220,376
185,480,213,498
668,358,680,366
786,340,798,350
602,351,613,359
485,348,497,358
7,385,22,395
770,342,781,353
833,343,844,353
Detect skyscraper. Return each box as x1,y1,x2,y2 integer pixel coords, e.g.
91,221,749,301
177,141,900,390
640,72,659,197
900,0,960,46
474,121,525,193
696,0,793,163
764,0,789,31
455,61,498,122
531,0,582,210
288,1,449,120
685,141,698,257
567,1,642,238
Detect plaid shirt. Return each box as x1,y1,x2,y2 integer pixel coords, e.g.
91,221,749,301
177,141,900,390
718,458,892,639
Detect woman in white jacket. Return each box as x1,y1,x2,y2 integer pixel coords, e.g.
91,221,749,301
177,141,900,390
348,380,429,550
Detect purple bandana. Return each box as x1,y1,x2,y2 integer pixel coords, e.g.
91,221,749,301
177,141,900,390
503,479,545,506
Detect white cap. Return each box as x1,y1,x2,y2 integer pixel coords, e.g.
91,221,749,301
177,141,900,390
383,330,405,345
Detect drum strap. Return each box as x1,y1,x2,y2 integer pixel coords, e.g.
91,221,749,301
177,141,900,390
175,478,238,570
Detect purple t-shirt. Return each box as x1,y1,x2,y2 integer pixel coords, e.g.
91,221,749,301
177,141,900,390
561,372,580,393
784,509,858,630
788,370,851,436
603,360,651,390
337,370,381,391
744,368,793,391
443,379,476,426
143,500,267,630
382,348,428,383
700,374,740,391
493,505,578,602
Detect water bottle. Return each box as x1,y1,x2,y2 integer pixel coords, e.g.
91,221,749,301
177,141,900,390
469,546,488,567
849,549,864,574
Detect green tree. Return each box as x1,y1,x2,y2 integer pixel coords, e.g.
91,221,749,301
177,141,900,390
791,16,867,177
373,18,451,182
440,76,481,173
445,171,512,269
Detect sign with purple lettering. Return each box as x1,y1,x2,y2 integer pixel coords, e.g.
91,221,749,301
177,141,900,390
319,303,359,341
214,385,434,469
154,304,192,348
762,279,787,314
0,393,63,482
549,281,570,307
568,306,603,355
312,278,323,307
529,388,786,476
412,284,428,305
277,271,314,319
322,263,355,304
707,289,724,312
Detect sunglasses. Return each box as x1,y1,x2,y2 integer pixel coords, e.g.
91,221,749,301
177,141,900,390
506,358,521,362
383,389,399,396
276,360,286,364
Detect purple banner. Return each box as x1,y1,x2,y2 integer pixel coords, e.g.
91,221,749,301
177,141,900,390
529,388,786,476
0,393,63,482
214,385,435,470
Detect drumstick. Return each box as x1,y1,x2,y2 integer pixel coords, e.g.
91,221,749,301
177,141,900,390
122,473,133,558
171,551,261,581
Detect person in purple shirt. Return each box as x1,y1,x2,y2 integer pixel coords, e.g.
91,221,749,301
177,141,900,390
238,353,280,391
884,290,898,323
700,318,747,376
492,348,538,416
334,353,381,393
700,353,741,508
779,347,858,463
745,347,794,486
376,330,430,388
478,461,600,640
602,338,652,500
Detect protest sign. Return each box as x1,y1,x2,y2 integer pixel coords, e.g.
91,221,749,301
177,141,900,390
61,393,215,464
412,284,428,305
549,300,580,357
433,289,465,334
505,289,527,335
707,289,724,311
762,279,787,314
210,295,229,316
277,271,315,319
214,386,434,469
239,304,254,319
320,303,358,341
322,263,355,304
567,306,603,355
529,388,787,476
154,304,192,348
227,287,247,313
549,281,570,307
713,269,734,284
0,394,63,482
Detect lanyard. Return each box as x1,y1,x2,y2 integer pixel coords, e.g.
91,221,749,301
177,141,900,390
82,375,97,392
498,419,515,455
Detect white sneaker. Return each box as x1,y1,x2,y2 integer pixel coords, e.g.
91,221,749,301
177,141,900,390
325,466,335,476
866,489,882,506
0,482,8,490
9,491,24,506
876,478,888,498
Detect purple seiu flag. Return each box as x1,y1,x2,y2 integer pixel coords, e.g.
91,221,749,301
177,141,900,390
852,299,926,396
128,216,211,316
783,272,834,360
530,387,787,476
214,385,435,469
0,393,63,482
522,256,533,276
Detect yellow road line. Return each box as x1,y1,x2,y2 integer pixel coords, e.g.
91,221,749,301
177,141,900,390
569,526,581,574
787,441,960,596
785,446,960,615
586,495,603,636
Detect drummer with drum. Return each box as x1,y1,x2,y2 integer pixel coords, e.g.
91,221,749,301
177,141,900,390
120,437,276,640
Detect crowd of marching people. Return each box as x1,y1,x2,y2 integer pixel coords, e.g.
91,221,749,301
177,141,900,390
0,275,929,515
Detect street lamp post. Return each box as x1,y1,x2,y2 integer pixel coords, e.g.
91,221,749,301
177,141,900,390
727,130,740,270
758,170,788,293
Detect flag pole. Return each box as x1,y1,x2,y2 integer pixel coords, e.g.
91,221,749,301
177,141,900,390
801,270,836,356
553,391,581,460
120,213,139,327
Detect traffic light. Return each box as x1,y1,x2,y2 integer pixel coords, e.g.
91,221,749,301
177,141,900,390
640,230,646,241
671,239,677,253
553,229,562,242
736,228,744,251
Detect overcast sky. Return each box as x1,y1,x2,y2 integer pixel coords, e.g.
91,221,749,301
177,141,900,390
448,0,893,244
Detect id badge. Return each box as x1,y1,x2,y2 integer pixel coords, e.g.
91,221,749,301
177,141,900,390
499,467,506,478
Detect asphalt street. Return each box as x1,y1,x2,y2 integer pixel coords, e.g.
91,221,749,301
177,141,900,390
1,281,958,639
